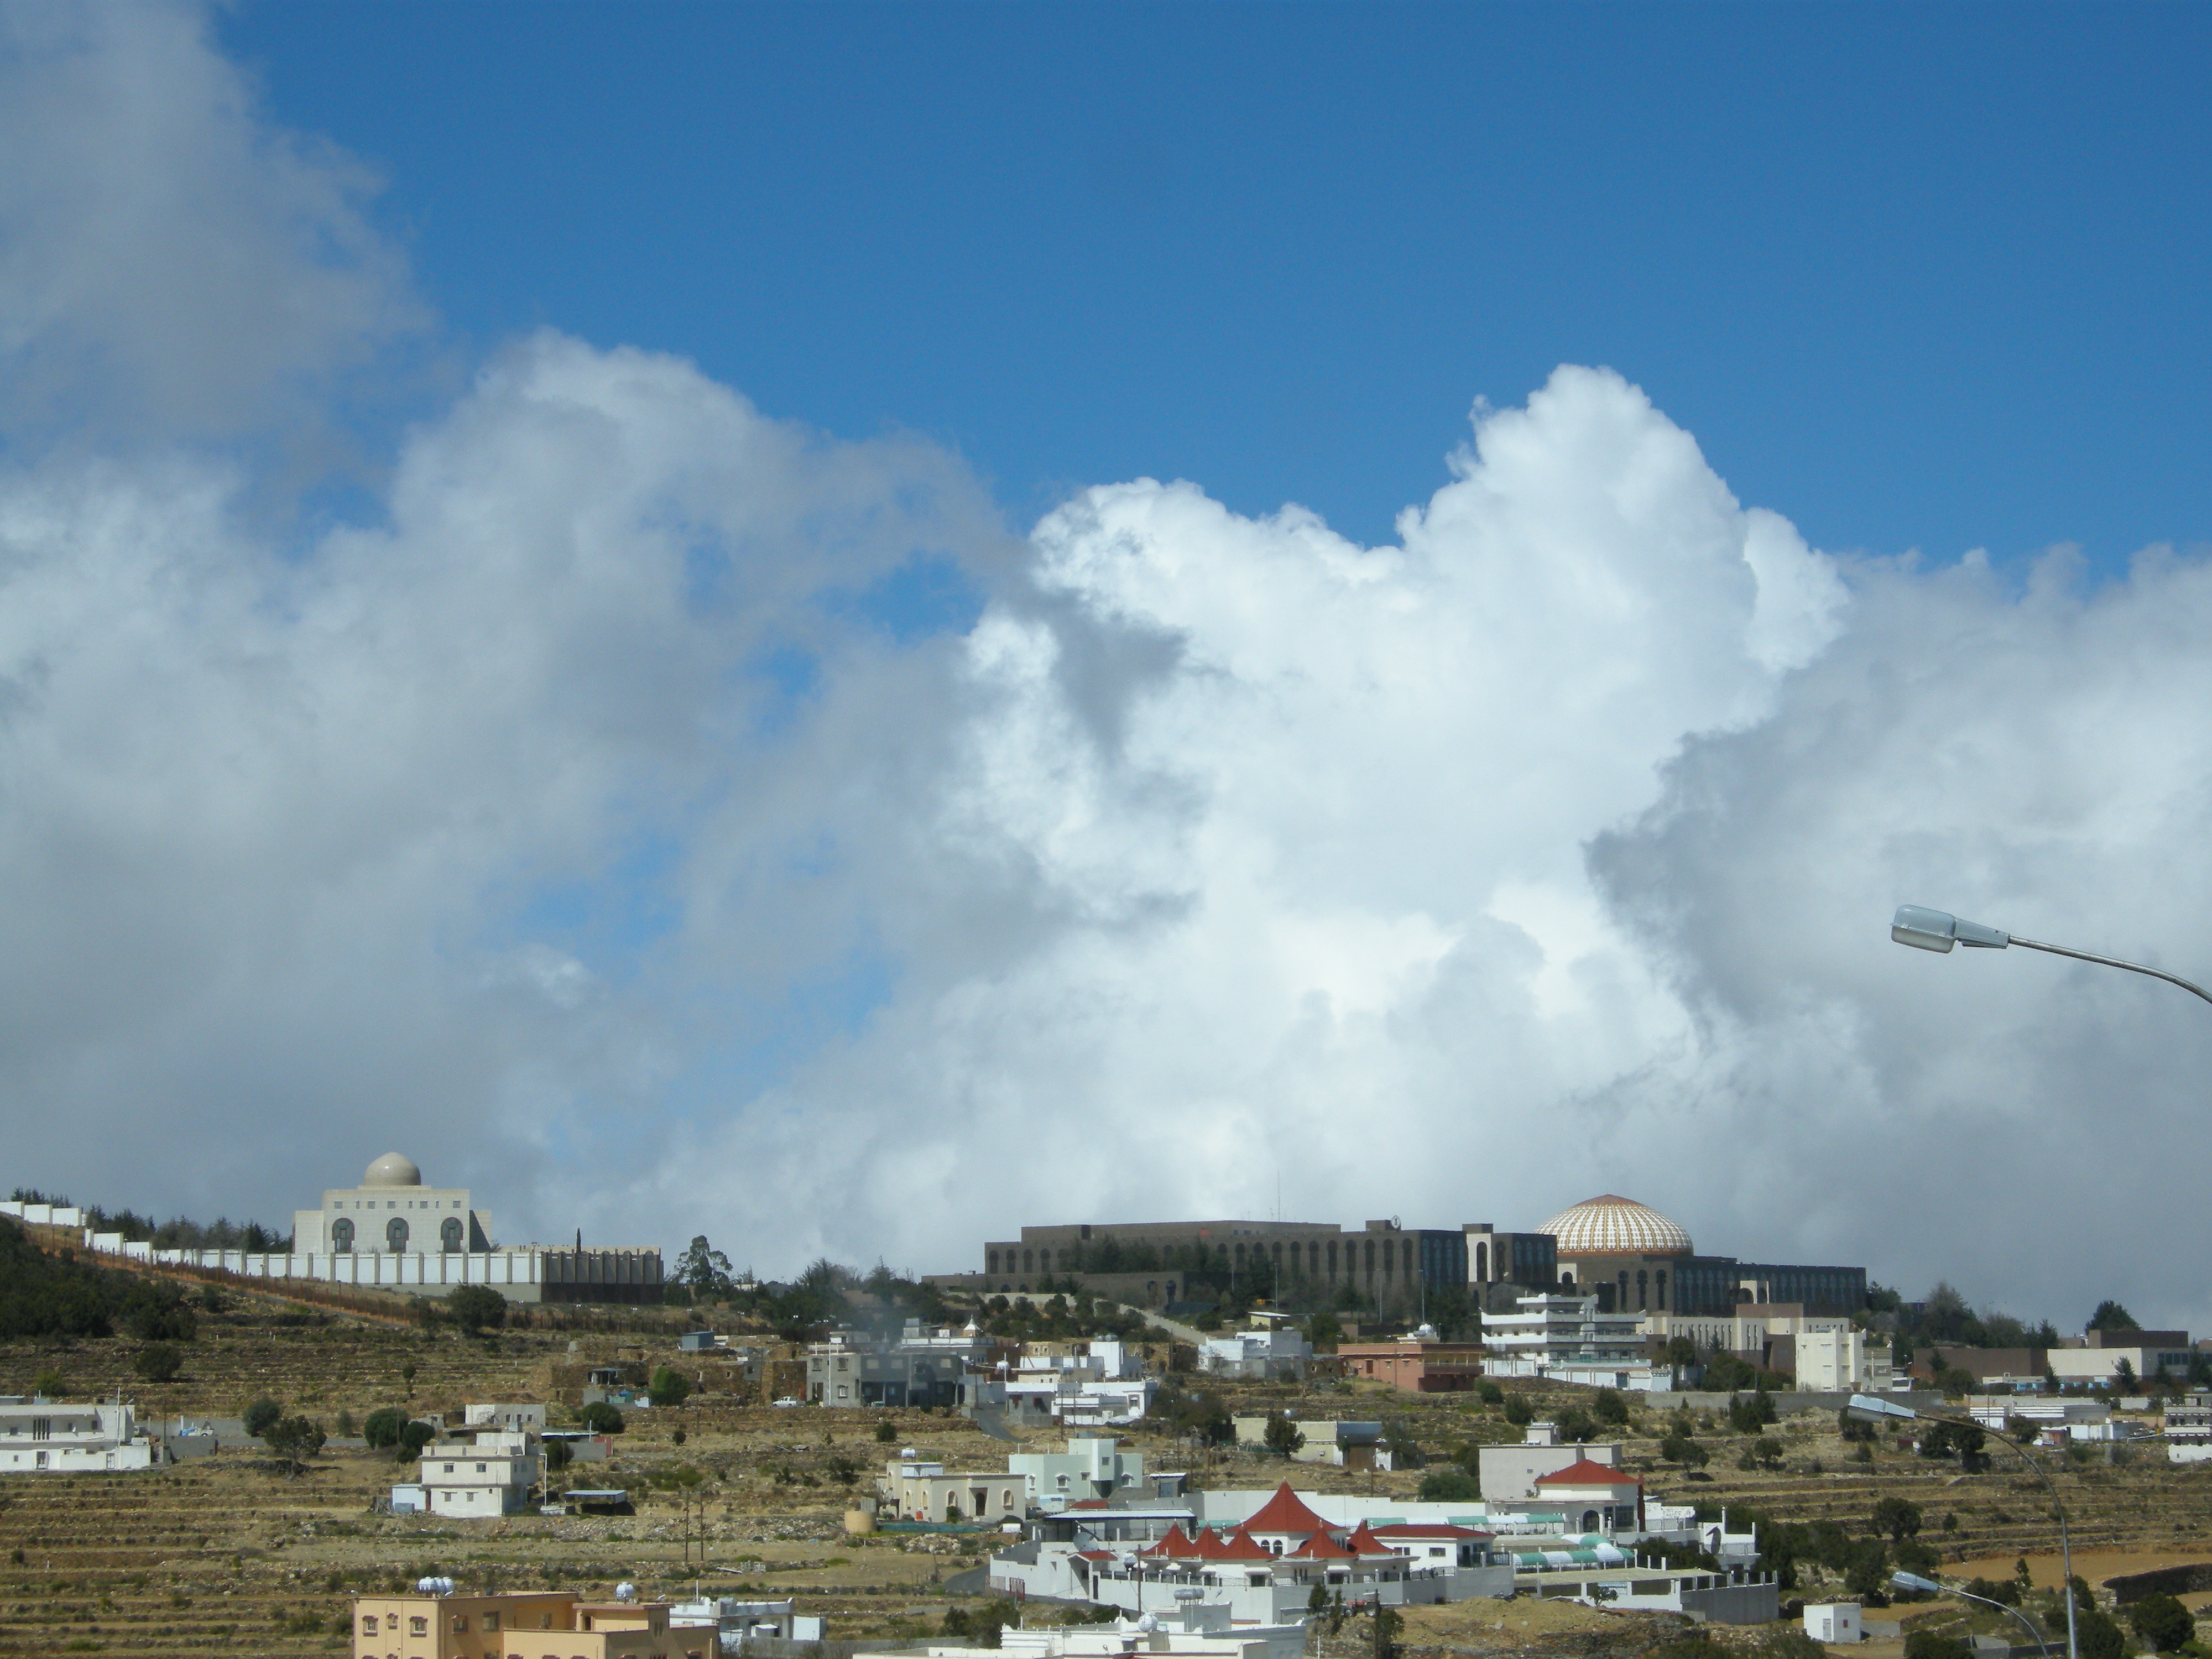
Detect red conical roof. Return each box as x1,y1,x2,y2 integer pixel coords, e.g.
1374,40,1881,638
1144,1524,1196,1557
1343,1522,1397,1557
1285,1529,1359,1561
1213,1526,1275,1562
1242,1481,1331,1536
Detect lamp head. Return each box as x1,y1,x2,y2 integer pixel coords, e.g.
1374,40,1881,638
1846,1392,1918,1423
1892,906,2011,952
1892,1571,1943,1594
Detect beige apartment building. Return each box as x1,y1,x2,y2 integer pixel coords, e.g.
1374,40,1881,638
352,1590,687,1659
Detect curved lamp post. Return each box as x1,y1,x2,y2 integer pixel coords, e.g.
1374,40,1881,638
1892,1571,2051,1659
1890,906,2212,1008
1849,1394,2077,1659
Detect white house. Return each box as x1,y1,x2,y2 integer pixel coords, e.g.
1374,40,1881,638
1232,1417,1389,1469
1792,1329,1874,1392
405,1430,542,1516
462,1402,547,1433
1477,1423,1623,1502
1805,1603,1863,1644
1009,1436,1147,1509
880,1452,1025,1524
0,1398,159,1473
1197,1328,1312,1381
1483,1296,1644,1378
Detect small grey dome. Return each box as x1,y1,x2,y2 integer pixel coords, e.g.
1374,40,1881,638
363,1151,422,1188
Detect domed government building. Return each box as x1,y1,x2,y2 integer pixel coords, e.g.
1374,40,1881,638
960,1194,1863,1323
1511,1193,1863,1318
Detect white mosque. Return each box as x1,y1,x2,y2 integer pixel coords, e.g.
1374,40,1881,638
86,1151,662,1304
291,1150,495,1258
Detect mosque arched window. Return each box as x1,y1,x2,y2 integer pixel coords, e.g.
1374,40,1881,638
441,1217,463,1253
331,1218,354,1254
1475,1243,1488,1282
1636,1269,1648,1311
387,1217,410,1253
1655,1270,1667,1310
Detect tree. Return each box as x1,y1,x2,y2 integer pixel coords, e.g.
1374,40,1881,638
544,1438,573,1474
362,1407,406,1449
262,1416,326,1477
1843,1540,1890,1601
397,1419,437,1460
1502,1394,1533,1427
1306,1311,1342,1352
1261,1412,1306,1457
1474,1380,1504,1405
875,1417,898,1443
1660,1432,1709,1468
578,1401,626,1434
1870,1496,1923,1541
1381,1418,1425,1469
648,1366,693,1408
242,1396,283,1438
1895,1538,1940,1577
400,1359,418,1400
134,1343,182,1383
675,1236,735,1298
1417,1466,1480,1502
2128,1593,2195,1654
446,1286,507,1337
1663,1335,1699,1383
2114,1358,2139,1392
2088,1301,2140,1333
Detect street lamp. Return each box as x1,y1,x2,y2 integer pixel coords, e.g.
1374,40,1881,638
1848,1394,2077,1659
1892,1571,2051,1659
1890,906,2212,1008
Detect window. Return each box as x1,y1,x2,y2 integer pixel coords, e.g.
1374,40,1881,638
411,1615,430,1635
386,1614,399,1629
483,1612,499,1631
442,1217,463,1251
387,1215,410,1252
332,1218,354,1252
362,1617,379,1636
453,1613,472,1632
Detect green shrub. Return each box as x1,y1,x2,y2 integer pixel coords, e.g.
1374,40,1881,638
2129,1593,2195,1653
647,1366,693,1408
242,1397,282,1437
578,1401,625,1434
134,1343,182,1383
1416,1466,1480,1503
361,1407,406,1449
445,1286,507,1336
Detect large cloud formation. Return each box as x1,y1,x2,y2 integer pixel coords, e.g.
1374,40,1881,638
4,2,2206,1329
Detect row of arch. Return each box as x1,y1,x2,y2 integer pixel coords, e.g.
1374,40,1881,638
330,1215,466,1253
988,1235,1420,1283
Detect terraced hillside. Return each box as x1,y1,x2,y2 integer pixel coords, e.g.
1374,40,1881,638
7,1272,2212,1655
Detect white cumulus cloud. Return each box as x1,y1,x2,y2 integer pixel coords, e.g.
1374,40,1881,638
6,1,2209,1337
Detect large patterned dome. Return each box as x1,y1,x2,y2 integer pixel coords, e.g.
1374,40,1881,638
1539,1194,1693,1256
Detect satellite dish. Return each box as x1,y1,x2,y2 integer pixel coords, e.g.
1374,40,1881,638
615,1581,637,1602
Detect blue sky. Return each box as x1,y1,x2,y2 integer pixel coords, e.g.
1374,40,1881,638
222,2,2210,569
13,2,2212,1321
